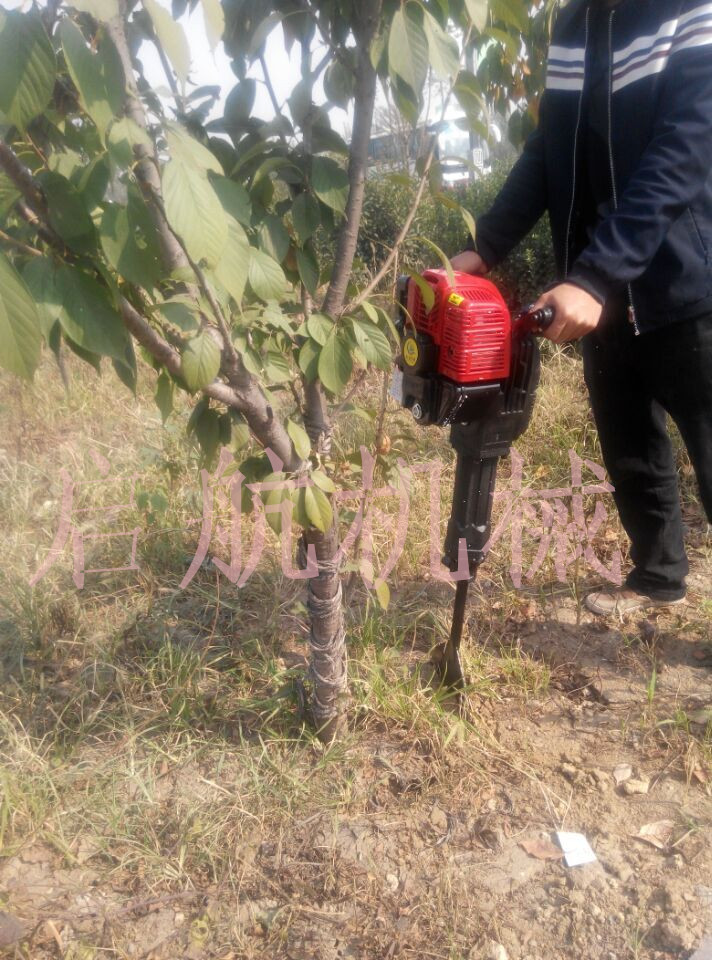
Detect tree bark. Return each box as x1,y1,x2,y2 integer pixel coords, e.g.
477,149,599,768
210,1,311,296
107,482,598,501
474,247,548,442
301,0,382,741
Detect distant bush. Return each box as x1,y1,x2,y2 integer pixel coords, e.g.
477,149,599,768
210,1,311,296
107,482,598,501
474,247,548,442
355,162,556,310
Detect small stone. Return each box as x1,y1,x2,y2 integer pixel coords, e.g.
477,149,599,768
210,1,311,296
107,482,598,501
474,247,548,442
0,913,24,949
430,806,449,833
486,942,508,960
622,777,650,795
385,873,399,892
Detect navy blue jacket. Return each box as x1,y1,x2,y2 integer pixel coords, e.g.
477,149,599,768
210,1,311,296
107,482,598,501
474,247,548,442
471,0,712,333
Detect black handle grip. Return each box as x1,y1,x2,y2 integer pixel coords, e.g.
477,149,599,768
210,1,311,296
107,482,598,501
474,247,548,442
518,304,555,334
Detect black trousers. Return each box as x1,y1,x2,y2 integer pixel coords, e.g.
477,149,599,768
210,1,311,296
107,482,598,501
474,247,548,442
582,312,712,600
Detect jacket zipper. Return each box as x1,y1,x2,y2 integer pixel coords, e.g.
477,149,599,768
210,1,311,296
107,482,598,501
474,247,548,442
607,10,640,335
563,5,590,279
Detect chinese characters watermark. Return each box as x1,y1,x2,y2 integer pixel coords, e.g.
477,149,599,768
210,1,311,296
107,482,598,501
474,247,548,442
30,446,623,590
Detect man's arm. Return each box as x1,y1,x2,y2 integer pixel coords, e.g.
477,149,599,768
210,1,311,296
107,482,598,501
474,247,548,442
452,102,548,276
568,28,712,302
469,118,548,269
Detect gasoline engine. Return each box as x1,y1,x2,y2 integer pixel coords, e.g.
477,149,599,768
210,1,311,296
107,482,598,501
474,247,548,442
391,269,553,690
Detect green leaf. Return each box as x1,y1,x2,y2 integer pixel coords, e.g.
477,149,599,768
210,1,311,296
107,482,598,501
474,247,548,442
388,5,428,97
144,0,190,84
464,0,489,31
165,121,222,174
349,317,392,370
213,216,250,305
106,116,152,167
257,214,290,263
248,248,287,302
311,157,349,216
370,28,388,73
0,10,55,131
210,174,252,226
78,155,112,209
0,172,21,223
100,198,163,289
417,235,455,285
0,251,42,380
375,579,391,610
40,172,96,253
154,298,200,334
391,75,420,125
182,331,221,392
65,336,102,372
224,79,256,127
452,71,483,125
311,469,336,493
60,19,124,138
23,256,62,341
194,406,221,462
306,312,333,346
360,300,379,324
262,478,287,535
112,338,137,394
155,370,174,423
264,349,290,384
460,206,477,245
311,126,350,157
162,159,227,267
318,327,352,395
406,271,436,312
491,0,527,33
54,266,130,361
296,246,319,296
304,483,332,533
422,10,459,81
291,192,321,243
323,59,354,108
201,0,225,51
287,419,311,460
298,338,320,382
247,11,284,60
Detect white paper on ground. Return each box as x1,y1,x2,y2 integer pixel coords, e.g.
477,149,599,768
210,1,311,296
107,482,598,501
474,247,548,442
690,936,712,960
555,831,597,868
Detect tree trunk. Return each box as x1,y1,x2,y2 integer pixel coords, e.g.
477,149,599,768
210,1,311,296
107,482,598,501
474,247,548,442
303,523,347,740
302,0,382,742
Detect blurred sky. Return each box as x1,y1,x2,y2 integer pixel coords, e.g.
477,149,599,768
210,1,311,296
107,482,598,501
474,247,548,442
8,0,352,134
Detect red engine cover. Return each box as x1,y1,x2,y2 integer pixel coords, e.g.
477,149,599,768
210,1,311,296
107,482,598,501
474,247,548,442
407,268,512,383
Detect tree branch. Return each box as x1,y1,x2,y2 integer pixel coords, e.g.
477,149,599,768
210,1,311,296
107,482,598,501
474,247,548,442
320,0,382,319
343,26,473,314
0,229,42,258
105,4,190,273
0,139,301,471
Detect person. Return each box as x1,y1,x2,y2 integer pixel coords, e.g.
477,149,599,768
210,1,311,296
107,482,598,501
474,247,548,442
451,0,712,617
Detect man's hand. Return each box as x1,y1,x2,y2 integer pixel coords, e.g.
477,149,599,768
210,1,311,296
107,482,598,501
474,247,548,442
450,250,488,275
532,283,603,343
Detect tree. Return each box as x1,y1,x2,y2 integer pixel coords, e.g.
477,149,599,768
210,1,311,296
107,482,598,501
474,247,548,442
0,0,551,741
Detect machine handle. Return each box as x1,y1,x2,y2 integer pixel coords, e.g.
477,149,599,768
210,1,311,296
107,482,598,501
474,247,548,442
517,304,555,334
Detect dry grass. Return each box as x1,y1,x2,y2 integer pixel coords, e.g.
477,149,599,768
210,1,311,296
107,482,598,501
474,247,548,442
0,347,709,959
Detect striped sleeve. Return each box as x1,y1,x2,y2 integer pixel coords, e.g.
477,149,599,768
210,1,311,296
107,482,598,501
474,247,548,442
613,2,712,92
569,3,712,301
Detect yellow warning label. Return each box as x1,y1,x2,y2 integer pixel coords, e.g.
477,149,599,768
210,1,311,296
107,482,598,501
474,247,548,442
403,337,419,367
448,293,465,306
